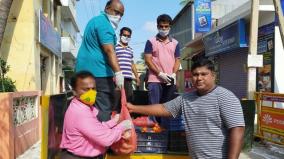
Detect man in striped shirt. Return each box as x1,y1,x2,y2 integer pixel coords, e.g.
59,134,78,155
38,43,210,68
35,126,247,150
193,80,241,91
115,27,139,103
127,58,245,159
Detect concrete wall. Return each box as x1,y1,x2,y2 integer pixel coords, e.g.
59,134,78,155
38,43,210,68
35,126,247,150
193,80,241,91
0,93,14,159
0,91,40,159
274,26,284,106
212,0,249,19
0,0,39,91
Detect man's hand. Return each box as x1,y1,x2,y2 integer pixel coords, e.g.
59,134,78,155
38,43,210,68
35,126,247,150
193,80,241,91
120,120,133,130
158,72,171,83
170,73,176,85
135,77,140,86
115,71,124,89
126,103,135,113
113,114,120,123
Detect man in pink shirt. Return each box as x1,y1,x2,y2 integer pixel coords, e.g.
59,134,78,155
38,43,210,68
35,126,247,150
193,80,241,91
144,14,180,116
60,71,132,159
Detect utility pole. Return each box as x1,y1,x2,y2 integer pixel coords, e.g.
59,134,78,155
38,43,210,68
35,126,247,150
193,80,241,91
273,0,284,46
247,0,260,100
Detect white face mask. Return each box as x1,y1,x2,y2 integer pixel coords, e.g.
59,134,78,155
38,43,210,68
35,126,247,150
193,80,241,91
120,36,131,44
107,14,121,30
158,29,170,37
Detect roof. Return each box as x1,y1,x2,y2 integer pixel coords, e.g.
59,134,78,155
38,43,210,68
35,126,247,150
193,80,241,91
172,0,194,24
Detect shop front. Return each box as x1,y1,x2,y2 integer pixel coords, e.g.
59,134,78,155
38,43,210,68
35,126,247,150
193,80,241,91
203,19,249,99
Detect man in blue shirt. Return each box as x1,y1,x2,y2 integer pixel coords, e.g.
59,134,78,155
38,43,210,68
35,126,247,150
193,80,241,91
76,0,125,121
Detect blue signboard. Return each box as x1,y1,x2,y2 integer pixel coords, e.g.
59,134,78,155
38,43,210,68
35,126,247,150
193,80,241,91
194,0,212,33
203,19,248,57
39,11,61,57
282,0,284,15
257,23,275,54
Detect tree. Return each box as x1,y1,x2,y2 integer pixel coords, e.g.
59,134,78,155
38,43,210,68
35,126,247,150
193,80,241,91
0,58,16,92
0,0,13,47
135,52,145,65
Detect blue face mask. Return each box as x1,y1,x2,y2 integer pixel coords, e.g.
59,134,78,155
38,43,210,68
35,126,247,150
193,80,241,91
107,14,121,30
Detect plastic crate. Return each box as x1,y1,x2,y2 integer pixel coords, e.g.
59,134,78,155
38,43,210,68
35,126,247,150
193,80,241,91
168,131,188,152
161,116,185,131
136,131,168,141
136,144,167,153
136,131,168,153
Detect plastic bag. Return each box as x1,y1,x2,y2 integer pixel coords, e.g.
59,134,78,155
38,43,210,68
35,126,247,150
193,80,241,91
133,116,155,127
111,89,137,155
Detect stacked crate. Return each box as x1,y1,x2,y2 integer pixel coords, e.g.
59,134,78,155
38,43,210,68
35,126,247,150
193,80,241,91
161,115,188,153
135,131,168,153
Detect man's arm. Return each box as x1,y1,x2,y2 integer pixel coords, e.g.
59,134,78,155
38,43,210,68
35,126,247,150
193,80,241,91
144,40,160,75
145,54,160,75
127,103,172,117
172,58,180,74
172,43,181,74
102,44,121,72
131,63,140,85
228,126,245,159
219,90,245,159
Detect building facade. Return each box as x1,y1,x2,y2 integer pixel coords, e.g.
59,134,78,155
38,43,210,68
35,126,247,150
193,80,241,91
171,0,284,101
0,0,79,95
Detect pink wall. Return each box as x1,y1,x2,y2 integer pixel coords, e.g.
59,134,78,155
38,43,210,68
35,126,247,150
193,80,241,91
0,91,40,159
0,93,14,159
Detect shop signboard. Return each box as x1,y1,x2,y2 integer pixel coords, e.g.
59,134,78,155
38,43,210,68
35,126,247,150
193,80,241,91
39,10,61,57
203,19,247,57
257,23,274,93
255,92,284,145
256,93,284,144
194,0,211,33
260,107,284,144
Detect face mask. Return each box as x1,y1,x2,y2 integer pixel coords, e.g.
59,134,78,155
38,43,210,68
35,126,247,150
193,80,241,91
158,29,170,37
107,14,121,30
121,36,131,44
79,89,97,106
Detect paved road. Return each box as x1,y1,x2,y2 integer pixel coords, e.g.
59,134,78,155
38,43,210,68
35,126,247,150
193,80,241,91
17,142,40,159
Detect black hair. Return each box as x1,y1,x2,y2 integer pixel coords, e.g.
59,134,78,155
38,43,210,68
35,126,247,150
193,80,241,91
70,71,95,89
191,58,215,72
120,27,132,36
157,14,172,25
105,0,113,8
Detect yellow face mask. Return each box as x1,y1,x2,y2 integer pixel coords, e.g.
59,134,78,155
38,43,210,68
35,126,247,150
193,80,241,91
79,89,97,106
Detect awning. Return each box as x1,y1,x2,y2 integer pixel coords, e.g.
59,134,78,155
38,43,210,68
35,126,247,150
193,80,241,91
181,35,205,60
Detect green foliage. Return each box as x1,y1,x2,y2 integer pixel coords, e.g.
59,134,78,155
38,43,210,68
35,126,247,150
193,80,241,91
0,58,16,92
0,77,16,92
0,58,10,75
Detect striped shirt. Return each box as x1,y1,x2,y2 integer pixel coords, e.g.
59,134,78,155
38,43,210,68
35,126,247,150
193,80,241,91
164,86,245,159
115,43,134,79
